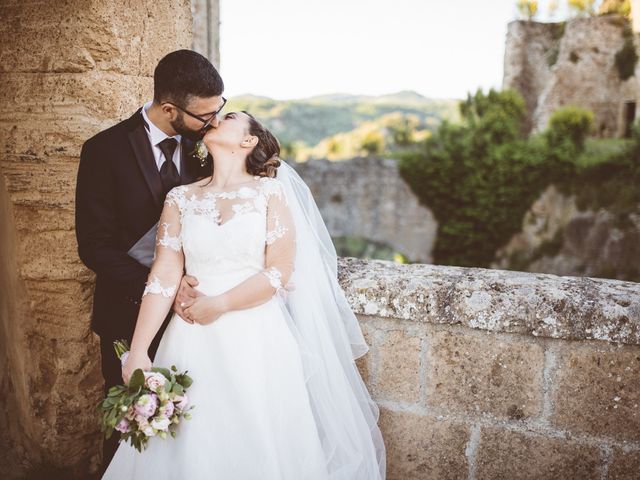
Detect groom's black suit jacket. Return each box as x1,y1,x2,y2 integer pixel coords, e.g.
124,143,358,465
75,109,210,340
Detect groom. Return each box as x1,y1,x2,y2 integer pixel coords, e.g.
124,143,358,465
75,49,221,470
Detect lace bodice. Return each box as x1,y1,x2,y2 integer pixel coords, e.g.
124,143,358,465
140,175,296,305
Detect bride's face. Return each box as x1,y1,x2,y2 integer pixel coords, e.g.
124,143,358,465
203,111,255,150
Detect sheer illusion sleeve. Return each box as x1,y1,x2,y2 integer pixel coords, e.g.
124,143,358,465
129,187,185,354
219,178,296,311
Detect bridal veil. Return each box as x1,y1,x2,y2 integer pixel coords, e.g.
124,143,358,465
274,160,386,480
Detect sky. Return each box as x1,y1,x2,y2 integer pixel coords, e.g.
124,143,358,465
218,0,580,101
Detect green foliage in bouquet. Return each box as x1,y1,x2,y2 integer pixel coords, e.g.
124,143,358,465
98,340,194,452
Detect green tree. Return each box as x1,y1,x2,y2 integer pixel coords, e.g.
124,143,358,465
327,137,344,156
385,114,420,147
398,88,544,267
459,88,528,150
360,130,385,156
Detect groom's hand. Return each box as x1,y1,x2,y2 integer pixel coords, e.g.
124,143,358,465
174,275,204,324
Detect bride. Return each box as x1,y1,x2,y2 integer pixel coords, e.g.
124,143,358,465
102,110,386,479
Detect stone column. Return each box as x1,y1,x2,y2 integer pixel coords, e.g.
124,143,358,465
0,0,192,477
192,0,221,68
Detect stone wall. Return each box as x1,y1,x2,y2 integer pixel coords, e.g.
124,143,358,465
191,0,220,68
0,0,193,477
2,2,640,479
293,157,438,263
503,14,639,137
492,184,640,282
340,257,640,479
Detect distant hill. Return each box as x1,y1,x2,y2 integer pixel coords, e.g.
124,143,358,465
226,91,460,148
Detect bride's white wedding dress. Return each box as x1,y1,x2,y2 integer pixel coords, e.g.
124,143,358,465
102,174,385,479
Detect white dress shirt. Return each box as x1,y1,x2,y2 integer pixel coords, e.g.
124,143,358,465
141,101,182,174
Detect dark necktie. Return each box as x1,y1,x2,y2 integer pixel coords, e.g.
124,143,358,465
158,137,180,195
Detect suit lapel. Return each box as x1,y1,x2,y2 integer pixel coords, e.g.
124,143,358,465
127,109,164,209
180,138,196,184
180,138,208,184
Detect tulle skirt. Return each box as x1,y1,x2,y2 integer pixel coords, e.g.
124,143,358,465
102,272,330,479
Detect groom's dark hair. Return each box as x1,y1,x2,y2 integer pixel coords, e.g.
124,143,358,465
153,49,224,107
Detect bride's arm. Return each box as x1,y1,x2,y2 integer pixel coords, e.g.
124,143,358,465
185,179,296,323
122,187,185,382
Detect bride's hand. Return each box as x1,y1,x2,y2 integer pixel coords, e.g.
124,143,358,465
122,350,152,384
174,275,205,324
183,295,229,325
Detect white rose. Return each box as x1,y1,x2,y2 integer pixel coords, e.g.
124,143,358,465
143,372,167,392
151,416,171,432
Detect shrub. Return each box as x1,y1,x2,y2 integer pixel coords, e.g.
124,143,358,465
398,89,599,267
544,106,594,151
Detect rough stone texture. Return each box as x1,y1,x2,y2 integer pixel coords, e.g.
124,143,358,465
375,327,423,403
0,0,193,76
192,0,220,68
493,185,640,283
503,15,639,137
378,407,470,480
338,257,640,346
550,345,640,441
426,329,544,420
355,321,373,384
0,0,193,477
475,426,602,479
293,157,438,263
502,20,559,133
609,447,640,479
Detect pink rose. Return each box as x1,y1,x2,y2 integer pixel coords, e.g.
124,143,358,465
136,417,149,430
159,401,175,418
174,394,189,412
125,405,136,421
115,418,131,433
134,393,158,418
144,372,167,392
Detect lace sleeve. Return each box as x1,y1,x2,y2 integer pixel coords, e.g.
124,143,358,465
261,179,296,297
141,187,185,300
128,186,186,355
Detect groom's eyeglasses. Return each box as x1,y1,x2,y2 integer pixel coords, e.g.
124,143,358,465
165,97,227,133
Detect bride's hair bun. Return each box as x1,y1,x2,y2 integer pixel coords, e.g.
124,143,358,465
243,111,281,178
262,153,281,178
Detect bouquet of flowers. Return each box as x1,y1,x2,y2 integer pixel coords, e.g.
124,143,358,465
98,339,195,452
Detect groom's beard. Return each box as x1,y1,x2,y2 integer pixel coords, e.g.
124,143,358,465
171,114,205,142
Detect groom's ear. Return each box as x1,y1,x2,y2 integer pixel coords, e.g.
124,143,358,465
241,135,259,148
161,103,178,120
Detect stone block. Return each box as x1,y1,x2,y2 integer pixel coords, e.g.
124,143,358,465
0,71,153,145
355,321,374,386
550,346,640,441
0,0,192,75
17,229,86,281
379,407,469,480
608,447,640,479
475,426,601,479
426,328,544,420
377,328,422,403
